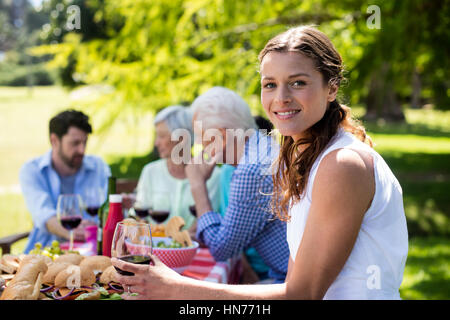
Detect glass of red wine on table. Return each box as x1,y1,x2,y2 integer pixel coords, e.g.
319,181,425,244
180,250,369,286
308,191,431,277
149,192,171,224
133,204,150,221
81,186,105,220
56,194,83,251
111,221,153,293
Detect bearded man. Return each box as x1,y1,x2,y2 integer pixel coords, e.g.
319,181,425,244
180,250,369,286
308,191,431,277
19,109,111,253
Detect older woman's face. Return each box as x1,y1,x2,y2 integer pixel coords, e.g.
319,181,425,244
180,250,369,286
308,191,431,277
154,121,178,159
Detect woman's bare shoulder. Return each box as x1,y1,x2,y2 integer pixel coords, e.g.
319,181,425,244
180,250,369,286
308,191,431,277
312,147,375,212
318,147,374,179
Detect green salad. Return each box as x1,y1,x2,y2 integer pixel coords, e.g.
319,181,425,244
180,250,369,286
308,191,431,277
154,239,183,248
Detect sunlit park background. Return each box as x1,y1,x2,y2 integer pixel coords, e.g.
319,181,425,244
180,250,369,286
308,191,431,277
0,0,448,299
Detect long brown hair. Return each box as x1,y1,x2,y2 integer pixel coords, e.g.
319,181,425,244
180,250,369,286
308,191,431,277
259,26,373,222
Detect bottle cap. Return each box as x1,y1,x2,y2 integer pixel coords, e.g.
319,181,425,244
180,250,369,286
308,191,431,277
109,194,122,203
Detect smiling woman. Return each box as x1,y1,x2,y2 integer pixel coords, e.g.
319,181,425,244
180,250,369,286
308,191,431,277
110,26,408,300
258,26,373,222
260,53,335,141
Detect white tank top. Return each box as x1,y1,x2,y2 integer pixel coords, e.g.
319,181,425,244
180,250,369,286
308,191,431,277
287,129,408,299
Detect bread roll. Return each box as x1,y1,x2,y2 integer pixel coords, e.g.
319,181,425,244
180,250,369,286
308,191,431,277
99,265,119,284
0,255,21,274
42,262,72,285
54,253,84,265
54,264,95,289
79,256,112,275
0,255,48,300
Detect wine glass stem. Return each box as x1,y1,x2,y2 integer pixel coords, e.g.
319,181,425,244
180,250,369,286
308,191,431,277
69,230,74,251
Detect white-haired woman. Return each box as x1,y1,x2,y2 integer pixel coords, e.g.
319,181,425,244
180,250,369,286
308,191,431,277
132,105,222,230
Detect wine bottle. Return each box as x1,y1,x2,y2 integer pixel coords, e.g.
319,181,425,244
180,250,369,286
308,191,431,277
97,176,116,255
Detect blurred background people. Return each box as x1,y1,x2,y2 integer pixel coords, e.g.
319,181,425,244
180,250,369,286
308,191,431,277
185,86,289,283
20,109,111,253
218,115,274,282
125,105,222,233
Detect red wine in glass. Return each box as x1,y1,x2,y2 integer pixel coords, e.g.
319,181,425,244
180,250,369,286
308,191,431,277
134,207,149,219
111,222,153,280
57,194,83,251
149,210,170,223
86,206,100,217
114,255,152,276
60,215,82,230
189,205,197,217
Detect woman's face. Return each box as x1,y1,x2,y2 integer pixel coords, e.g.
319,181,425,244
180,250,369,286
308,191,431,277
154,121,178,159
260,51,337,141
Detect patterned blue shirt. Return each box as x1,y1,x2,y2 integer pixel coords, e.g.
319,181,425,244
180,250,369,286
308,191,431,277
19,150,111,253
196,131,289,281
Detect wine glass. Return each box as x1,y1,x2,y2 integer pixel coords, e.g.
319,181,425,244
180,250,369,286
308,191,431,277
57,194,83,251
188,204,197,217
132,200,150,221
149,192,171,224
111,221,153,279
81,186,106,220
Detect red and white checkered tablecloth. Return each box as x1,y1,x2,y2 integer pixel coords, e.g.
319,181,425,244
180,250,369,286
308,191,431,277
182,248,241,284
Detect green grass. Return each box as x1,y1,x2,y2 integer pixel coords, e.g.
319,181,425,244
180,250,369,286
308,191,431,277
400,237,450,300
0,86,449,299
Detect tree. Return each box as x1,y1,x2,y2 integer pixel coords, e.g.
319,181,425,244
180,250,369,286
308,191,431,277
31,0,450,126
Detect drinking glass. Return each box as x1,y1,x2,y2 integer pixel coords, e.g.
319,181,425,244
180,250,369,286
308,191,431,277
149,192,171,224
133,200,150,221
57,194,83,251
188,204,197,217
111,222,153,278
81,186,106,220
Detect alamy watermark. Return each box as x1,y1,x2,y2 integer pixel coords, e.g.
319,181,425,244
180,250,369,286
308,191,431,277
169,121,279,175
41,3,81,39
366,5,381,29
66,5,81,31
66,265,81,289
366,264,381,290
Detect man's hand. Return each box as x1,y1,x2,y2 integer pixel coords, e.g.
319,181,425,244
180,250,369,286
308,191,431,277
46,215,70,240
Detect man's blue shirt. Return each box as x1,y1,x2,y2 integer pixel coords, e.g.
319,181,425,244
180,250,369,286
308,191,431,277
19,150,111,253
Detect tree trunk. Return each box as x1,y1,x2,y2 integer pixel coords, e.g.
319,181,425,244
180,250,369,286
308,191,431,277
364,62,405,122
411,68,421,109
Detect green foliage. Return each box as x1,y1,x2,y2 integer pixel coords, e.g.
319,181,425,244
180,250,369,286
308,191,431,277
361,107,450,238
108,148,159,180
0,0,56,86
0,62,56,86
29,0,449,128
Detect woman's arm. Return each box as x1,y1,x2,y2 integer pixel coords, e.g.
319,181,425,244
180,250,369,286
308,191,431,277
285,148,375,299
112,147,375,300
112,255,287,300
